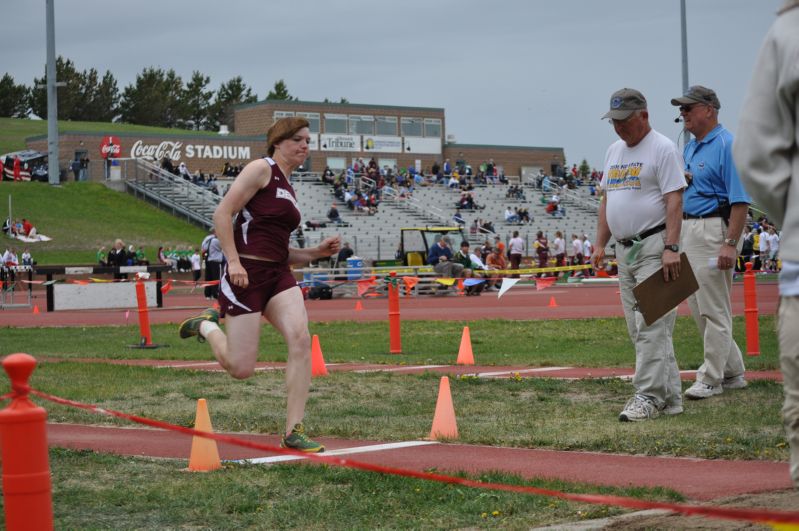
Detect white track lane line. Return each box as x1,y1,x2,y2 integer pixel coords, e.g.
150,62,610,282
233,440,439,465
352,365,449,373
472,366,573,378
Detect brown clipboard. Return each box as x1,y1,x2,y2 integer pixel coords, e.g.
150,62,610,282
632,253,699,326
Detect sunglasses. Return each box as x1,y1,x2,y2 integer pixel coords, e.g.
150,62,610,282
679,104,702,113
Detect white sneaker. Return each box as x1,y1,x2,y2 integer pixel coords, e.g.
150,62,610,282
685,381,723,400
722,375,748,390
619,395,659,422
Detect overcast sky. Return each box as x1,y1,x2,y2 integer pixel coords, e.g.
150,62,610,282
1,0,783,169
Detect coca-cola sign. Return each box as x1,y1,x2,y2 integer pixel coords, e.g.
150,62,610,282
129,140,251,161
100,136,121,159
131,140,184,161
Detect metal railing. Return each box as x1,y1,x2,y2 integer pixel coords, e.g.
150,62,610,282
125,159,221,229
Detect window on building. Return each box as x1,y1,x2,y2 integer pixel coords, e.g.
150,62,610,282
376,116,398,136
349,115,374,135
326,157,346,170
424,118,442,138
297,112,320,133
273,111,295,121
324,113,348,134
378,158,397,170
401,117,423,137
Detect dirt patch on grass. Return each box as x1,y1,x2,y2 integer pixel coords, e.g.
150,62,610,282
601,489,798,530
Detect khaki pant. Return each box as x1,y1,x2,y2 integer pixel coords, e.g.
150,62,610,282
779,296,799,487
617,231,682,408
681,217,745,386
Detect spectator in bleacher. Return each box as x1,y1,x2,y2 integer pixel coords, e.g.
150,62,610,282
443,159,452,177
453,241,485,295
322,166,335,184
482,220,496,234
448,173,459,189
428,236,464,278
518,207,531,224
327,203,342,224
453,209,465,226
508,230,525,276
161,157,175,174
504,206,520,224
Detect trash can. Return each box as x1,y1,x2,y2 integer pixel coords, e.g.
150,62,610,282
346,257,364,280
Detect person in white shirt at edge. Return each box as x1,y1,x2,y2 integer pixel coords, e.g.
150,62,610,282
590,88,686,422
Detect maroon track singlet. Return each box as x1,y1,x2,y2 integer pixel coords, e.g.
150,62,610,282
232,157,301,264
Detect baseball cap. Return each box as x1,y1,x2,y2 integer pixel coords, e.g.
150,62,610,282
670,85,721,109
601,88,647,120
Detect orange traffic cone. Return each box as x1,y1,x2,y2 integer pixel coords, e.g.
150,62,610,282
188,398,221,472
429,376,458,440
311,334,328,376
548,296,558,308
456,326,474,365
32,305,40,315
355,300,363,311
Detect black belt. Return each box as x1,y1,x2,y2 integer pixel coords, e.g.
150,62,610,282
617,223,666,248
683,211,720,220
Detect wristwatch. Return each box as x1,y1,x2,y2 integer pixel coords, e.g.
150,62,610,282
664,244,679,252
724,238,738,246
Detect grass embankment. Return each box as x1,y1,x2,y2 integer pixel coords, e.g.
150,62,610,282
0,116,219,155
1,181,206,263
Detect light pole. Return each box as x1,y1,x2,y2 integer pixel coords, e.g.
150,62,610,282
680,0,691,146
45,0,61,185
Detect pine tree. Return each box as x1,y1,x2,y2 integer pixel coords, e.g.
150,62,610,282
29,56,84,120
118,67,183,127
266,79,296,101
182,71,214,130
0,74,30,118
209,76,257,132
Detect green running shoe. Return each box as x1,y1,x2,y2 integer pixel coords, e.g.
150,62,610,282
178,307,219,342
280,423,325,453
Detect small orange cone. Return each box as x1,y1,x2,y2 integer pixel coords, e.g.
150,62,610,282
456,326,474,365
548,296,558,308
188,398,221,472
311,334,328,376
355,300,363,311
32,305,40,315
429,376,458,440
212,301,220,311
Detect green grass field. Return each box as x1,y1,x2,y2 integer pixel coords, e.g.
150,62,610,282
0,117,789,527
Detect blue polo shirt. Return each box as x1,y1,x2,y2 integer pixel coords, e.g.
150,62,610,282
682,124,751,216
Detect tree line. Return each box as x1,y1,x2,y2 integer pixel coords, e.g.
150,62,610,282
0,57,316,132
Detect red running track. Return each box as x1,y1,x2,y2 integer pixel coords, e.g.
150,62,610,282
46,423,792,501
1,281,780,327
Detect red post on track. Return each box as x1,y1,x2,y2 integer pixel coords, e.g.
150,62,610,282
743,262,760,356
388,271,402,354
135,276,153,347
0,353,54,531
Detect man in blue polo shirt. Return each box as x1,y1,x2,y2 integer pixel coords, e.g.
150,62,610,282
671,85,751,400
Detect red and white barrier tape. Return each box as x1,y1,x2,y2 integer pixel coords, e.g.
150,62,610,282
26,388,799,526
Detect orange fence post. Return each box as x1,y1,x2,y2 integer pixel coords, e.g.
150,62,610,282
0,353,54,531
743,262,760,356
388,271,402,354
135,277,152,347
